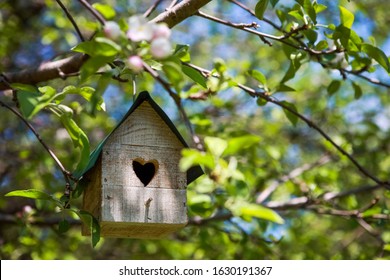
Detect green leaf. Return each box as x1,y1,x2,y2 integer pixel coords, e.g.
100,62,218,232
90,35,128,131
205,136,228,158
188,194,213,214
270,0,279,7
58,219,70,233
16,86,59,119
92,3,116,20
315,40,329,51
327,80,341,96
257,97,268,106
180,149,215,172
182,64,207,88
11,83,37,93
223,135,261,156
384,244,390,252
298,0,317,24
233,202,284,224
79,56,112,82
72,37,121,57
277,84,295,92
352,82,363,99
314,3,327,14
17,90,40,119
174,44,191,63
303,29,318,44
281,59,301,83
361,43,390,72
60,114,90,172
248,69,267,85
162,59,184,90
339,6,354,28
280,101,299,126
5,189,53,200
78,210,100,248
255,0,269,20
28,86,57,118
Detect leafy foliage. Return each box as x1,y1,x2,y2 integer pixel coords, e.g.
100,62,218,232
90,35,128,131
0,0,390,260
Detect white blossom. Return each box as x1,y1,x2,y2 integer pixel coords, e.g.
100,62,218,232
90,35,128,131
127,55,144,73
152,23,171,39
103,21,121,40
150,37,172,59
127,15,153,42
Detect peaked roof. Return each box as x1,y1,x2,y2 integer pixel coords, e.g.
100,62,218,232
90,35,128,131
74,91,203,184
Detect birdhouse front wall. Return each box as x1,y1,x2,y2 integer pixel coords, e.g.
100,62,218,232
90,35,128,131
98,100,188,233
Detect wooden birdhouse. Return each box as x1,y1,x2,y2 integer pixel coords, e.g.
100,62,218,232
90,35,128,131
79,91,203,238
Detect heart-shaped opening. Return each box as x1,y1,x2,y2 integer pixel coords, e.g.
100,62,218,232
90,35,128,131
132,158,159,187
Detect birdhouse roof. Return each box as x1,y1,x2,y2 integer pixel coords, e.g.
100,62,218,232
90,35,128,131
74,91,203,184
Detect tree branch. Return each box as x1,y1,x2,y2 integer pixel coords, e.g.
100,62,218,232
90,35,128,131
0,0,214,90
183,62,390,190
151,0,213,28
256,154,331,203
0,53,87,90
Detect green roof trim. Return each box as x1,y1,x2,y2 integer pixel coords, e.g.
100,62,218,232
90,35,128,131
73,91,203,184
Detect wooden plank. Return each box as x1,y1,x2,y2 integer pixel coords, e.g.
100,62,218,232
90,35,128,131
101,186,187,225
105,102,184,148
100,222,185,238
102,145,187,189
81,156,102,236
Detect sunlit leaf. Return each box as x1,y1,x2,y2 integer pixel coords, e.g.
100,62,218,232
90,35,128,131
92,3,116,20
223,135,261,156
248,69,267,85
205,136,228,157
174,44,191,63
5,189,53,200
188,194,213,214
339,6,354,28
60,114,90,171
180,149,215,171
72,37,121,57
315,40,329,51
232,202,284,224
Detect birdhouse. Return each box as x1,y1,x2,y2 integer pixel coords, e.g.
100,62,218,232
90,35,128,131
78,91,203,239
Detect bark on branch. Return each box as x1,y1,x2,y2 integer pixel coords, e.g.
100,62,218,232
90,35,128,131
151,0,213,27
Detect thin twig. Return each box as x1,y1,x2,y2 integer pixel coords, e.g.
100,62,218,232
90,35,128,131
341,69,390,88
55,0,85,41
168,0,179,9
144,0,164,18
78,0,106,25
256,154,331,203
0,101,74,185
183,62,390,189
322,184,383,201
196,10,274,46
227,0,282,30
